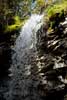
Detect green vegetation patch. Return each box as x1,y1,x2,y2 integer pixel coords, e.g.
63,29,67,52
46,0,67,18
5,16,25,33
45,0,67,32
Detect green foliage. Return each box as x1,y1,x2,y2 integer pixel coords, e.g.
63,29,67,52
1,0,67,33
36,0,45,7
0,0,32,33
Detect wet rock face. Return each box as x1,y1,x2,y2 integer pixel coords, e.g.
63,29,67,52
36,24,48,54
36,17,67,99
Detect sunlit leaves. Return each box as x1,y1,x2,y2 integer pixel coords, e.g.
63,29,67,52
36,0,45,7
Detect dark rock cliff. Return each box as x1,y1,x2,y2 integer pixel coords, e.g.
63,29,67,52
36,15,67,99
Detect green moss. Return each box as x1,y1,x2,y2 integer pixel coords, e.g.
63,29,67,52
45,0,67,31
46,0,67,18
5,16,26,33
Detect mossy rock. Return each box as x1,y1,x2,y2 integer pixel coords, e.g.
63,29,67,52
5,16,25,33
46,0,67,19
45,0,67,31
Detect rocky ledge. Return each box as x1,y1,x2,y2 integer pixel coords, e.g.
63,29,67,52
36,15,67,99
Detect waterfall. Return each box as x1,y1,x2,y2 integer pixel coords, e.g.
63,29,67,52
15,14,43,50
11,14,44,76
8,14,44,100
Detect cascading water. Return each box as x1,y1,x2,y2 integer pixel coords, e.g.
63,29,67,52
0,12,67,100
7,14,44,100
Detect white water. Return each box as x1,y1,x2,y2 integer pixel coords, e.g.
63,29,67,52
8,14,44,100
11,14,44,76
15,14,43,50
